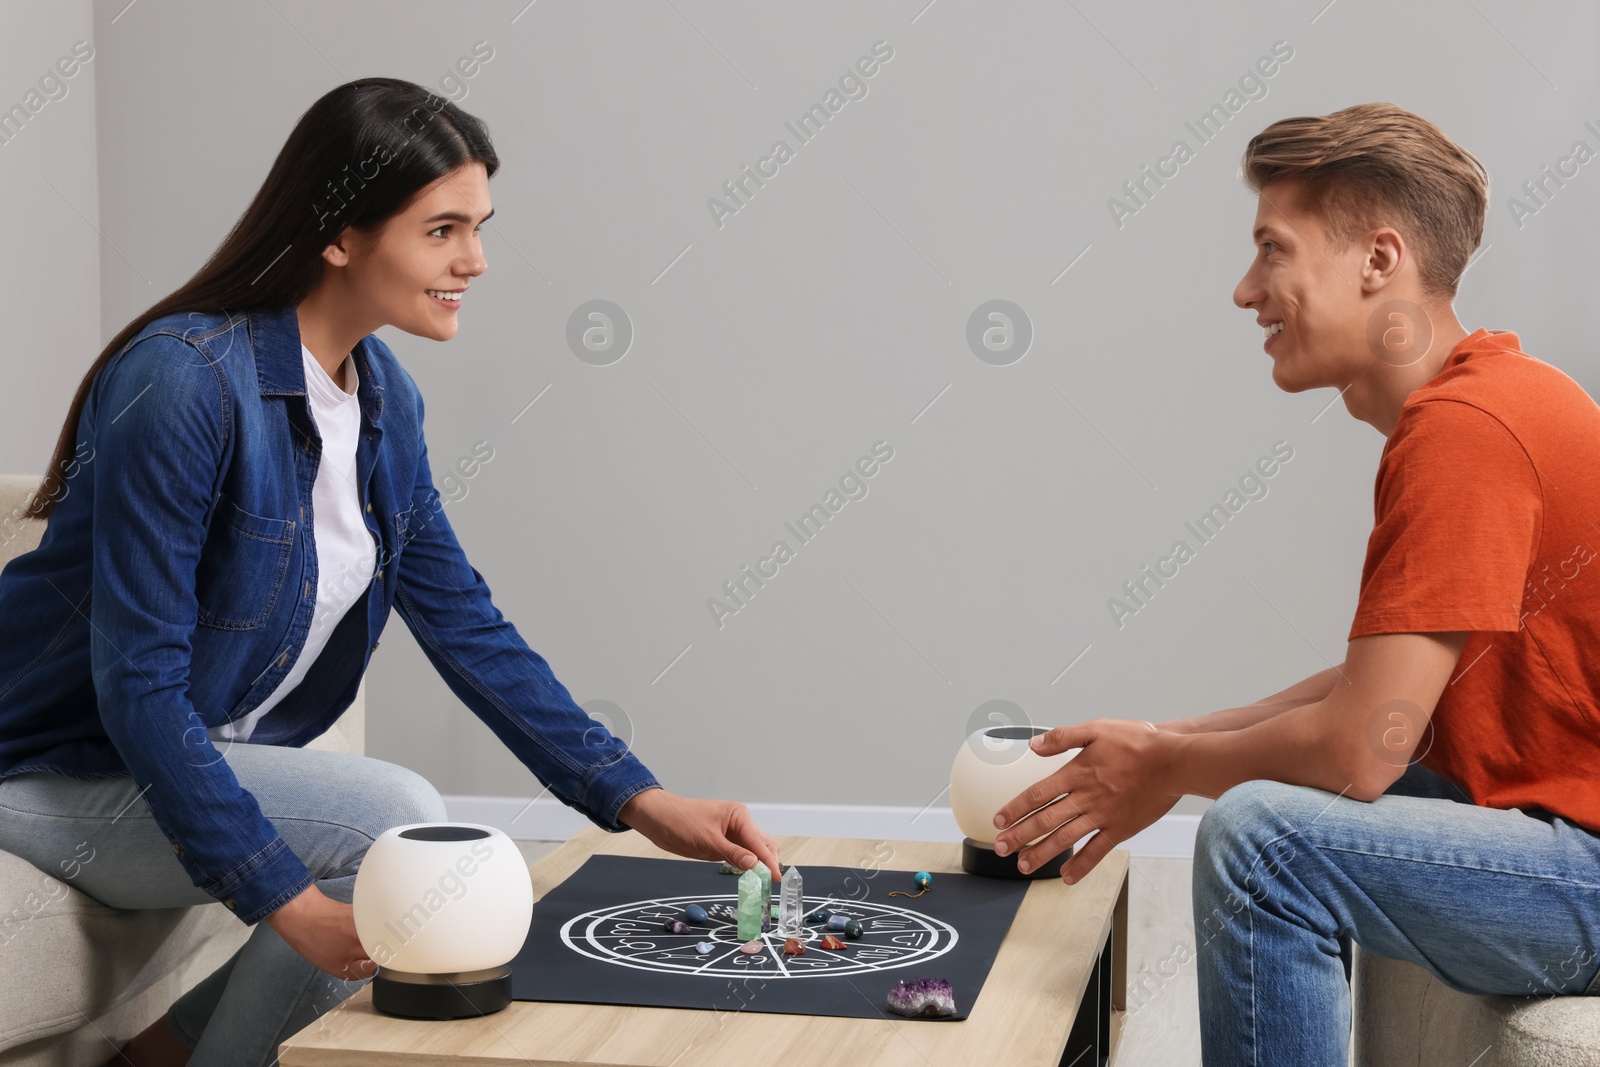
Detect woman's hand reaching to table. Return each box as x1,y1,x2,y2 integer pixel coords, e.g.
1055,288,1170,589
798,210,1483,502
619,787,782,876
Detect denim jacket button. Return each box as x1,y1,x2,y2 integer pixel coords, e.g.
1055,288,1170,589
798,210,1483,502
223,898,236,910
365,502,372,512
172,842,181,855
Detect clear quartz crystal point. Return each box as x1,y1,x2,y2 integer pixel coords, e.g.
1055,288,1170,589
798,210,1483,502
779,865,804,937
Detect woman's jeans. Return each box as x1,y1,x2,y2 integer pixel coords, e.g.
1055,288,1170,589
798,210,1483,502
0,741,450,1067
1194,761,1600,1066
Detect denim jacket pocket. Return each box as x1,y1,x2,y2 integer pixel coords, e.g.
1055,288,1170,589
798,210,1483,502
195,495,295,631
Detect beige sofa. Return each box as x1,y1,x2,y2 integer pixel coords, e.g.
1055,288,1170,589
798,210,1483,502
1354,944,1600,1066
0,474,366,1067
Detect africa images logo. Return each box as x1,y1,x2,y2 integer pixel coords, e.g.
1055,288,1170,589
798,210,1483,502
706,40,896,229
708,441,895,629
1107,441,1294,629
1105,39,1294,230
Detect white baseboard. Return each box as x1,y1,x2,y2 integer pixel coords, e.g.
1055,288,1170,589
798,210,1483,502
443,796,1200,860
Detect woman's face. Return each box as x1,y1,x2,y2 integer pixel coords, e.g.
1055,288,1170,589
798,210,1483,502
340,161,491,342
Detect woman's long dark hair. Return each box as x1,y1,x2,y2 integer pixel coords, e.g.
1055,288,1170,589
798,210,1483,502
25,76,499,522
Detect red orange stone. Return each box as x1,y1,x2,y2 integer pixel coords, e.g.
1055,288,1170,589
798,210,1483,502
782,937,805,956
819,934,847,950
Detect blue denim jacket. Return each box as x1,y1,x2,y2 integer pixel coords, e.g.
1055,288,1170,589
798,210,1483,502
0,304,660,924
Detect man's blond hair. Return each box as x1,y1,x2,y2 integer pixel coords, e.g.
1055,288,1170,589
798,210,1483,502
1240,102,1488,299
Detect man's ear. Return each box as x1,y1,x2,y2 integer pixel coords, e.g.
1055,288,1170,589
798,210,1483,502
1363,226,1406,293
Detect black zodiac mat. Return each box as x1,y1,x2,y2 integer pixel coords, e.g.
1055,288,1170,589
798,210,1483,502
509,854,1031,1021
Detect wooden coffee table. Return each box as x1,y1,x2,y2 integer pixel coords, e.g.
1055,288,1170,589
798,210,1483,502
279,830,1129,1066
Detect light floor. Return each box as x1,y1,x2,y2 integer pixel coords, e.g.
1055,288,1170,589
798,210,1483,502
1115,856,1203,1066
512,840,1202,1064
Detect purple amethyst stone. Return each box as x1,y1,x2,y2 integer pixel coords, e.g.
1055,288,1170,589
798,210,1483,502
885,977,957,1018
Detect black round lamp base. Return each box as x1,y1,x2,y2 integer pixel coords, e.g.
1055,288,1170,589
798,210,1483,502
371,965,513,1020
961,837,1070,880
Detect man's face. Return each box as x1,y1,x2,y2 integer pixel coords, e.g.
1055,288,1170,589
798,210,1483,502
1233,179,1372,393
335,161,491,341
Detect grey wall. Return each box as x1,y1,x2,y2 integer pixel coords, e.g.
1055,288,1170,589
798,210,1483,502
6,1,1598,820
1,2,100,473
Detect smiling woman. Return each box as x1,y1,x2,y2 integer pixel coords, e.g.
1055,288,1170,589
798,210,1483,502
24,77,501,514
292,155,495,382
0,76,781,1066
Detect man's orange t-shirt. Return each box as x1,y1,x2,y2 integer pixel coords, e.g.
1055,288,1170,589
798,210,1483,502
1348,327,1600,831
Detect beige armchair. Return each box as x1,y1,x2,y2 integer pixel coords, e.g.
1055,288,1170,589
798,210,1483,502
0,474,367,1066
1354,945,1600,1067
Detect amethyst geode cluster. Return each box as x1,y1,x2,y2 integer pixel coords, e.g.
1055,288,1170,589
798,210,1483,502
886,977,957,1018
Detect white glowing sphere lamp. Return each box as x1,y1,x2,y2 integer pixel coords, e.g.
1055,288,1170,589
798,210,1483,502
949,725,1081,879
352,823,534,1019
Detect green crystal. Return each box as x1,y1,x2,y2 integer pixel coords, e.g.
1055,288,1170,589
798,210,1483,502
845,919,863,940
752,860,773,931
737,868,764,941
752,860,772,898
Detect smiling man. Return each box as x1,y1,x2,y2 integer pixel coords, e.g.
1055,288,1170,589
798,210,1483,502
992,102,1600,1065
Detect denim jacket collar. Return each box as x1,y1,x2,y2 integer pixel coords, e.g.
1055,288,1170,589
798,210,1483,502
248,303,386,429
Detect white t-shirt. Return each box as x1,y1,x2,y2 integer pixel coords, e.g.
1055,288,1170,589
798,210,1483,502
209,344,378,743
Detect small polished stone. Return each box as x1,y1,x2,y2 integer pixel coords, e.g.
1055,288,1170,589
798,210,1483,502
819,934,847,950
696,941,715,955
684,904,709,924
738,939,763,955
845,919,864,940
663,919,693,935
825,914,849,933
805,907,831,924
782,937,805,956
771,904,780,920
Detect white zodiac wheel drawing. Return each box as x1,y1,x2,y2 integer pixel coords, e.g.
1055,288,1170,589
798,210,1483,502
558,895,958,979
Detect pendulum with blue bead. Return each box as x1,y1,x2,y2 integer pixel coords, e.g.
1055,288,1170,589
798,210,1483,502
889,871,933,899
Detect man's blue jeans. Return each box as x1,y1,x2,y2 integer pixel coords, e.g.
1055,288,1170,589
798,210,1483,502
1194,761,1600,1066
0,742,450,1067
